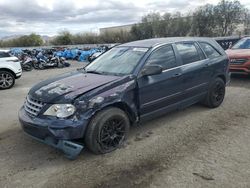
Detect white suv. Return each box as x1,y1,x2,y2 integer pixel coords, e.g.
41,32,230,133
0,50,22,89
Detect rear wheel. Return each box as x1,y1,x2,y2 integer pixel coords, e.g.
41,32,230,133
85,107,130,154
23,64,33,71
203,77,225,108
38,63,45,70
0,71,15,89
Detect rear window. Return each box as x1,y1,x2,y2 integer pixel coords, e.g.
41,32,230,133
0,52,11,58
176,43,200,64
199,42,221,58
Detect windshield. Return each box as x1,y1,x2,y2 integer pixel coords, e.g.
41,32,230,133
232,38,250,49
85,47,148,76
0,51,11,58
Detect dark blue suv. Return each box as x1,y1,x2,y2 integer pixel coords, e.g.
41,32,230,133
19,37,230,159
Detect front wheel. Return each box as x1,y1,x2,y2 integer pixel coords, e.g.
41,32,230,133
84,107,130,154
203,77,225,108
0,71,15,89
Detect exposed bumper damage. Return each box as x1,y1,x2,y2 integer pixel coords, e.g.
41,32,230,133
19,107,86,159
26,133,83,160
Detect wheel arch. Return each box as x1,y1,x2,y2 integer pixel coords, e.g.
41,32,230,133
0,68,16,77
217,74,226,84
104,102,138,124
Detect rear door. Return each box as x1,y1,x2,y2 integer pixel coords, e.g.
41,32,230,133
174,42,211,99
198,41,224,77
137,44,184,118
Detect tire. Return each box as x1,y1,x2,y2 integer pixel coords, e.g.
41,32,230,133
38,63,45,70
0,71,15,90
33,63,39,69
23,64,33,71
203,77,225,108
84,107,130,154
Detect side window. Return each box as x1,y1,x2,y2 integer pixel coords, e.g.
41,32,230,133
147,45,177,70
199,42,221,58
0,52,11,58
176,43,201,64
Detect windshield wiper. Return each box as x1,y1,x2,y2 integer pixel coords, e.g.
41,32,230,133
77,67,104,75
77,67,86,72
86,70,102,75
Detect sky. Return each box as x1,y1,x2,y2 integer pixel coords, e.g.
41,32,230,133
0,0,250,38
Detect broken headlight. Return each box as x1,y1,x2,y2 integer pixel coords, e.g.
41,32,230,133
44,104,76,118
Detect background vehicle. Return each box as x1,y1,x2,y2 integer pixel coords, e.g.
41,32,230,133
0,50,22,89
226,37,250,75
88,46,110,62
19,37,229,159
20,55,33,71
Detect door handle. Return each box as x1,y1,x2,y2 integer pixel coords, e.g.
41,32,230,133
172,73,182,78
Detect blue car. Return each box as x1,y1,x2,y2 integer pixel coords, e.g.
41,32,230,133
19,37,230,159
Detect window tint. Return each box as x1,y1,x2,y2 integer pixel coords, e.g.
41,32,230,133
147,45,176,69
0,52,11,58
199,42,221,58
176,43,200,64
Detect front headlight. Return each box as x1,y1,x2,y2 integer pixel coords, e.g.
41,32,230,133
44,104,76,118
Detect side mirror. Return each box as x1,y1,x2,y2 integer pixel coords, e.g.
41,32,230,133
141,65,163,76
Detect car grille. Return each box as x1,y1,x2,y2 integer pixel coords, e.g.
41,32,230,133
230,58,248,65
24,96,46,116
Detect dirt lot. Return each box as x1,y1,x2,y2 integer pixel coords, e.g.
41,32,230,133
0,62,250,188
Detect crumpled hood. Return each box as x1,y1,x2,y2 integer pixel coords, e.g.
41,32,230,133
29,71,120,103
226,49,250,59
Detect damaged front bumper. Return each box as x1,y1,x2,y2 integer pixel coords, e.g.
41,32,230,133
18,107,88,159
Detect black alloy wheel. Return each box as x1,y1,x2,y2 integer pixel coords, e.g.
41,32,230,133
203,77,225,108
99,116,126,151
212,81,225,104
85,107,130,154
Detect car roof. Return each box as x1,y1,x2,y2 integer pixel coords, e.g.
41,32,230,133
239,37,250,40
119,37,216,48
0,49,10,52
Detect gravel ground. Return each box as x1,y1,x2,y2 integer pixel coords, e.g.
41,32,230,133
0,62,250,188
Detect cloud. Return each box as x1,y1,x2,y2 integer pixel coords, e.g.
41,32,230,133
0,0,249,37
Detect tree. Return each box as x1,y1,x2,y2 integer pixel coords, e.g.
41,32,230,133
130,24,143,40
99,30,132,43
192,4,217,37
0,33,43,47
25,33,44,46
168,12,192,37
52,31,73,45
72,32,99,44
214,0,244,36
142,13,163,37
243,9,250,35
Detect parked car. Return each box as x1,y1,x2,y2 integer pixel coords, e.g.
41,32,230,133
88,51,103,62
226,37,250,75
19,37,230,159
0,50,22,89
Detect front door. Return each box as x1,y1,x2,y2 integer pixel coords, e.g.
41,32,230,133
137,45,184,119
